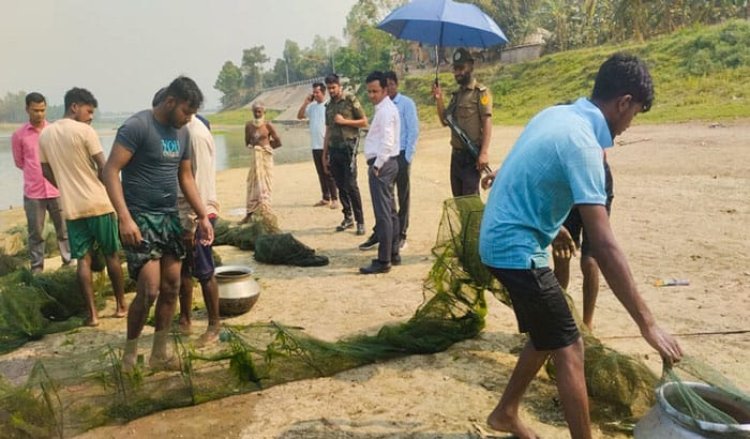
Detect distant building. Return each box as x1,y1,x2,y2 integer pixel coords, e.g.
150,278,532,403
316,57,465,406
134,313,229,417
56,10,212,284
500,28,550,65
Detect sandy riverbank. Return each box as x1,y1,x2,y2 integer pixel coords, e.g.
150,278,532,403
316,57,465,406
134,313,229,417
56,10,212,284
1,121,748,438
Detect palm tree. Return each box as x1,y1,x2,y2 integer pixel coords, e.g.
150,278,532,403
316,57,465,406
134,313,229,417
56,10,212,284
541,0,573,50
613,0,650,42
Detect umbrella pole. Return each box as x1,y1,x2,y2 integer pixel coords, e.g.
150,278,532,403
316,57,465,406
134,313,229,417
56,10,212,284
434,45,439,85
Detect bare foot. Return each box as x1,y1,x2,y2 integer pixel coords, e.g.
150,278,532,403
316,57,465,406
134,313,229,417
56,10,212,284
112,307,127,318
149,355,182,372
84,318,100,327
196,328,220,347
121,354,137,374
486,411,539,439
179,321,192,336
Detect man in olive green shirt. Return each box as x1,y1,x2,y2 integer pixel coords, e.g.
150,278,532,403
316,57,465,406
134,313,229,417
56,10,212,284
433,48,493,196
322,73,368,235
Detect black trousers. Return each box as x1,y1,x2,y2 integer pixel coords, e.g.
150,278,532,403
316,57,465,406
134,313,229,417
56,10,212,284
450,149,480,196
329,146,364,224
368,158,400,263
395,151,410,240
312,149,338,201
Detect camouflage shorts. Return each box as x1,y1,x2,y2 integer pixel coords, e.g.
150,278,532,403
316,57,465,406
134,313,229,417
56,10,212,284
124,212,185,280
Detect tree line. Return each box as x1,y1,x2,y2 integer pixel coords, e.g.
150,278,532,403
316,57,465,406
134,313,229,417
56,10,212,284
2,1,747,120
1,1,747,120
214,0,747,109
214,0,407,109
0,91,63,124
486,0,748,52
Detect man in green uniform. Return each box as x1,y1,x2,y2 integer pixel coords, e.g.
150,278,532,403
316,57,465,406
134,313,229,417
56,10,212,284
322,73,368,235
433,48,493,196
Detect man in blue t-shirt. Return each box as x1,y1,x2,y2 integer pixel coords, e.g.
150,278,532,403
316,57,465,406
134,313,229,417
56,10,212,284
103,76,214,373
478,54,683,439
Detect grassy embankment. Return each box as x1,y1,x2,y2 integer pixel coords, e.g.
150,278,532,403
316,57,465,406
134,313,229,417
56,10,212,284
211,20,750,128
207,108,280,131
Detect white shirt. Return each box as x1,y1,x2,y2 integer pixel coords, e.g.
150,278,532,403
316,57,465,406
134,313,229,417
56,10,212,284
364,96,400,169
304,100,327,150
177,116,220,230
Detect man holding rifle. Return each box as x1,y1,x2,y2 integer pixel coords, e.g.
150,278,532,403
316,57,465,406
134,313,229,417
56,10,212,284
432,48,493,196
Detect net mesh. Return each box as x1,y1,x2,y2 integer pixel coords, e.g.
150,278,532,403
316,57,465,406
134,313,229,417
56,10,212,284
0,268,111,355
0,196,746,437
0,249,25,277
1,220,65,277
213,216,277,251
214,214,329,267
254,233,329,267
661,357,750,433
3,221,62,261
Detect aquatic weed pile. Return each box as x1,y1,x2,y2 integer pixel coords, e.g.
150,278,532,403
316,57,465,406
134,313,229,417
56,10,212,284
0,196,698,437
0,249,25,277
213,216,278,251
0,268,110,355
214,216,329,267
1,223,62,277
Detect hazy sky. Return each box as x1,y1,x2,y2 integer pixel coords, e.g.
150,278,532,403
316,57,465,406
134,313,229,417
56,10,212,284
1,0,357,112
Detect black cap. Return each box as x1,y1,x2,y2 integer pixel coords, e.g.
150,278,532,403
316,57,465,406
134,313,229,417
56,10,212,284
452,48,474,65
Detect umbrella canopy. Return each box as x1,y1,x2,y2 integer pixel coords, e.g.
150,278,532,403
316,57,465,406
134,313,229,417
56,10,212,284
377,0,508,48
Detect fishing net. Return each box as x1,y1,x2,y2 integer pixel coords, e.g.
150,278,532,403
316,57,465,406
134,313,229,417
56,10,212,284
213,215,330,268
0,249,25,277
253,233,329,267
0,373,57,438
0,196,745,437
581,333,659,423
213,216,278,251
3,221,62,260
1,221,63,276
658,356,750,433
0,268,117,355
540,294,659,424
0,196,495,436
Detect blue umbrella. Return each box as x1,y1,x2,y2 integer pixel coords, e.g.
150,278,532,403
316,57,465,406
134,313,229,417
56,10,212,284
378,0,506,171
377,0,508,50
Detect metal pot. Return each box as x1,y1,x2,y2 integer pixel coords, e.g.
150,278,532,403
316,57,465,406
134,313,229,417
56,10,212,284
215,265,260,316
635,381,750,438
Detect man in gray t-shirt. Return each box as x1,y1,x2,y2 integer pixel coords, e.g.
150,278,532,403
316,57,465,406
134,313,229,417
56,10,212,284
115,109,192,213
103,76,214,373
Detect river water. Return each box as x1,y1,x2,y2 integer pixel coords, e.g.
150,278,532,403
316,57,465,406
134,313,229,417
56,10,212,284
0,122,312,211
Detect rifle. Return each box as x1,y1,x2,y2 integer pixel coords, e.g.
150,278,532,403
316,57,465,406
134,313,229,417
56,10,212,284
444,113,492,175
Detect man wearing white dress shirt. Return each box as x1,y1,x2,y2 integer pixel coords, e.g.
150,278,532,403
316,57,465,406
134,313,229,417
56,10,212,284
360,71,401,275
358,71,419,252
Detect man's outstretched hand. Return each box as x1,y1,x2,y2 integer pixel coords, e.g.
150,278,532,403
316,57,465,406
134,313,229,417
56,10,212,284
641,323,683,367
